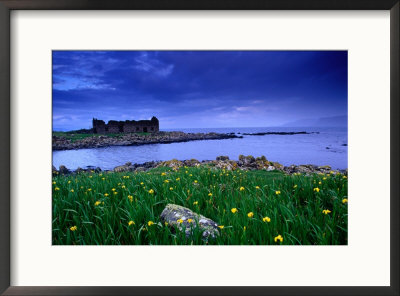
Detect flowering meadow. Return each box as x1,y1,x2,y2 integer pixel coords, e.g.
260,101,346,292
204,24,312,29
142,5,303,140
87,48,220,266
52,166,348,245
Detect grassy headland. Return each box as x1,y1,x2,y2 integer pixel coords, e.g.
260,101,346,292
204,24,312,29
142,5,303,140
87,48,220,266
52,131,240,150
52,165,348,245
53,131,149,142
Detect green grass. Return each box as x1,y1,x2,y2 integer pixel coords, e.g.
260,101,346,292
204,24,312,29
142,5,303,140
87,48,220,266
52,166,348,245
53,131,150,142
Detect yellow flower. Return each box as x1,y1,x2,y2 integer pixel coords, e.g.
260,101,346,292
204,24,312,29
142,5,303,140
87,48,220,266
194,180,198,183
193,201,198,205
128,220,135,226
343,175,347,179
322,209,331,215
148,221,154,226
274,234,283,243
89,176,92,178
102,177,105,181
187,219,193,223
121,185,126,189
140,182,144,185
94,201,101,206
247,212,254,218
189,174,192,177
342,198,348,204
164,222,168,226
218,225,224,229
164,180,169,183
318,181,322,185
161,172,166,176
177,219,183,224
255,186,260,189
208,193,212,197
113,192,118,195
104,193,109,197
240,186,245,191
243,226,246,231
128,195,133,202
52,181,56,185
323,177,327,180
176,178,180,181
87,188,92,191
148,189,154,194
263,216,271,223
231,208,238,214
68,180,71,184
293,185,298,188
54,187,60,191
70,226,77,231
112,188,116,191
169,187,173,191
275,190,281,195
70,189,74,192
313,187,320,193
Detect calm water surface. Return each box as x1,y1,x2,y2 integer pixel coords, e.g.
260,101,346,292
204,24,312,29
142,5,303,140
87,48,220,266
52,127,347,170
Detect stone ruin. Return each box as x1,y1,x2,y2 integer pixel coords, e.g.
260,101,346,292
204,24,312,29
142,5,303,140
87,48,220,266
92,116,159,134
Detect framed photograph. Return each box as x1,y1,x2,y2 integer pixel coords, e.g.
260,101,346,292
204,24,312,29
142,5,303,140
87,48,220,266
1,0,399,295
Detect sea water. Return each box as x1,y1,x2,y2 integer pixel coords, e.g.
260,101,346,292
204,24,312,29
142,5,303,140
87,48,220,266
52,127,347,170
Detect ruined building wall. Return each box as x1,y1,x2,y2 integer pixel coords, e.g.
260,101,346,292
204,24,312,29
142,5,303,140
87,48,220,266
92,117,159,134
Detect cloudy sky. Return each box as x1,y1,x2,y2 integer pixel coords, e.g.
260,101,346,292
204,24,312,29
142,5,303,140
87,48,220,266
52,51,347,131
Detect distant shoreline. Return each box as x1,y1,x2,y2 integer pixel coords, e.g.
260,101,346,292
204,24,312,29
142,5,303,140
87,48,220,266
241,131,318,136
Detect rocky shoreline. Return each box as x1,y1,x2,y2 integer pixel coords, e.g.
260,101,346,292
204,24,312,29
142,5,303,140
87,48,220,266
53,155,347,176
52,131,241,151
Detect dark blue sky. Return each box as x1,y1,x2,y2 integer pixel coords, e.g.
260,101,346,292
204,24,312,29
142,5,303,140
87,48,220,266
52,51,347,131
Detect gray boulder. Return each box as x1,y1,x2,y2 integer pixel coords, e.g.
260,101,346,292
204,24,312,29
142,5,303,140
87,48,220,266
216,155,229,161
183,159,201,167
114,162,135,172
160,204,219,240
59,165,70,175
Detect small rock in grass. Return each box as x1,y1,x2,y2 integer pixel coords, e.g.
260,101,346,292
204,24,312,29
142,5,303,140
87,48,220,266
160,204,219,240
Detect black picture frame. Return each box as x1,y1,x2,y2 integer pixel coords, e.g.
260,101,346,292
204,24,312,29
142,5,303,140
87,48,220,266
0,1,399,295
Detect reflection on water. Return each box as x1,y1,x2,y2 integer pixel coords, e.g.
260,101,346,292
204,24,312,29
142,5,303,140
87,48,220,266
53,127,347,170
